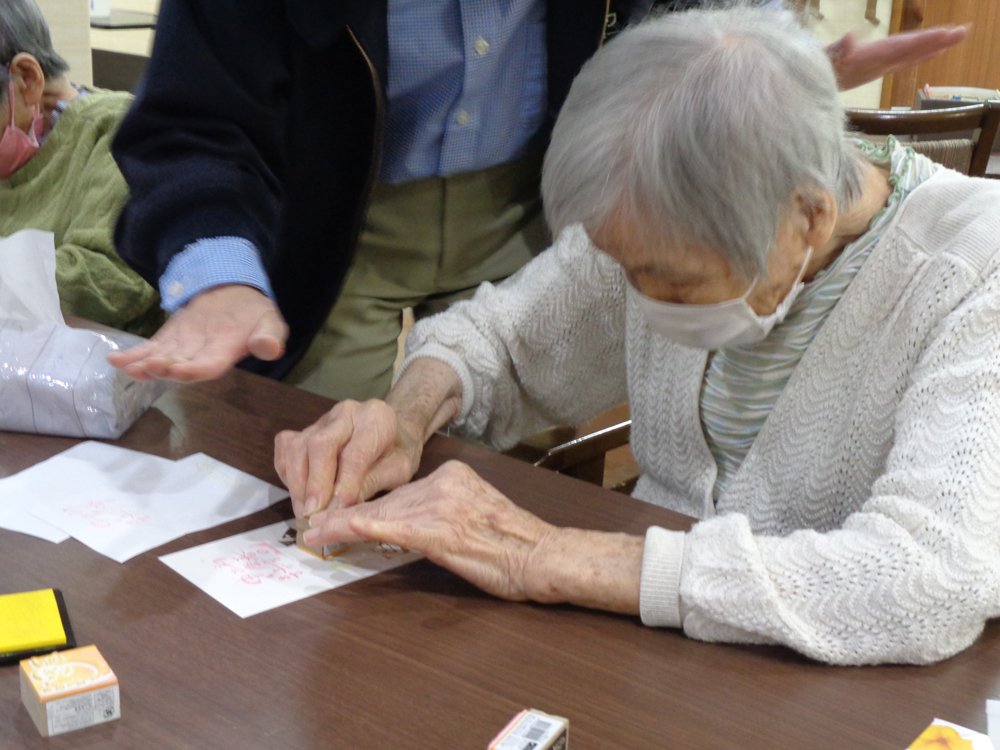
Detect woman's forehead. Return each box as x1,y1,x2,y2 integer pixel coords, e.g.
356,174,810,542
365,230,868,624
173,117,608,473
591,219,732,280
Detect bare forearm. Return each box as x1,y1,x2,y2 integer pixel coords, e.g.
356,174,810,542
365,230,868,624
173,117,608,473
386,358,464,443
526,528,644,615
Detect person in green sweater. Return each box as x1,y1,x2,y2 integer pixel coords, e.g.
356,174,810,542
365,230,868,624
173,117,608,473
0,0,162,336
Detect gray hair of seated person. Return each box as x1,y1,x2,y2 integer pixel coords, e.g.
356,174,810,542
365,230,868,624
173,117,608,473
541,3,865,280
0,0,69,103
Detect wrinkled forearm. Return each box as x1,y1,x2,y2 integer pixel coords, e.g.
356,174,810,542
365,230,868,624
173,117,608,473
386,357,464,444
525,527,643,615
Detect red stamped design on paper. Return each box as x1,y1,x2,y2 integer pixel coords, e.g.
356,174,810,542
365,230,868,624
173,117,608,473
63,500,150,528
212,542,305,585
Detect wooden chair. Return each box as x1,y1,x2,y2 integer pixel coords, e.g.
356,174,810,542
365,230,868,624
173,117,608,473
846,102,1000,177
505,410,639,494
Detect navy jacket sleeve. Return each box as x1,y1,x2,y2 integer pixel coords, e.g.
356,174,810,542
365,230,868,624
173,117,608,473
112,0,386,379
112,0,290,286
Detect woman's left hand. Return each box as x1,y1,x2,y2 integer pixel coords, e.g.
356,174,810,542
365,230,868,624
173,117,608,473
304,460,555,601
304,460,645,614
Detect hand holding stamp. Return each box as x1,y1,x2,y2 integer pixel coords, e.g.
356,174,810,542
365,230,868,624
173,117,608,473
295,516,345,559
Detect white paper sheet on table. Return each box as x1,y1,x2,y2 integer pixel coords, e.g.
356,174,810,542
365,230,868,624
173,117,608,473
6,442,287,561
159,520,423,618
0,466,69,543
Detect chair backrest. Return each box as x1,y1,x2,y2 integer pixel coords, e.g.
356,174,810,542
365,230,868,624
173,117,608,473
846,102,1000,177
909,138,974,174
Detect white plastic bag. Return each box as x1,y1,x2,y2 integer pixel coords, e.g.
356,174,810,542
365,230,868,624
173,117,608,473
0,230,165,438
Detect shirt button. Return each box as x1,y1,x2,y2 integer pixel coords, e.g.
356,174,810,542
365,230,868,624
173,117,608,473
456,110,470,126
167,281,184,298
474,37,490,55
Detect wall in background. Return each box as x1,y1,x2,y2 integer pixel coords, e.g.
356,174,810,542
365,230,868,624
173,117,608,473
883,0,1000,109
37,0,93,86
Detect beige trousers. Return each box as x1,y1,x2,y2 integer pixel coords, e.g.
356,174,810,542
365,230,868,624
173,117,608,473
284,153,548,400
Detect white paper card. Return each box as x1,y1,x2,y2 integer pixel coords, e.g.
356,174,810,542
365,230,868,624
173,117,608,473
17,442,287,561
0,466,69,543
159,520,423,618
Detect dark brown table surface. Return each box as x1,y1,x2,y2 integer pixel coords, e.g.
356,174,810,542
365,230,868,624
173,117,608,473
2,370,999,749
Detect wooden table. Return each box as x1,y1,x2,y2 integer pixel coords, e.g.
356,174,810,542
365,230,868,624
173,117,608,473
2,371,999,749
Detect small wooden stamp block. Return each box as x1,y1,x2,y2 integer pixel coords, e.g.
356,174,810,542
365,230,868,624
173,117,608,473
295,517,347,559
21,645,120,737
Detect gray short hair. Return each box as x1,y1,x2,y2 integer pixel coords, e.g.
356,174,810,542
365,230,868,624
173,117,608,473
0,0,69,103
542,3,865,279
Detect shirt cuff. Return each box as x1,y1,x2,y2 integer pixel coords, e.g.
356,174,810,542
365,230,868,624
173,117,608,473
639,526,686,629
158,237,275,312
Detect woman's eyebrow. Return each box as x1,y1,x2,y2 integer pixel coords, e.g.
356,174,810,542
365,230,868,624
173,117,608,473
627,262,705,284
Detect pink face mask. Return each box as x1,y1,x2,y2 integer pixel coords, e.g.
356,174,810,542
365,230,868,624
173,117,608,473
0,73,41,179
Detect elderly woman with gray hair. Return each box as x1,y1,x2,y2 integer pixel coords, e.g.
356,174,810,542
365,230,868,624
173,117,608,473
274,5,1000,665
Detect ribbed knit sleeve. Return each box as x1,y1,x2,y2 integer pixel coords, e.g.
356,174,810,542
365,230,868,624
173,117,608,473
2,91,162,336
400,225,629,449
54,97,162,336
678,254,1000,665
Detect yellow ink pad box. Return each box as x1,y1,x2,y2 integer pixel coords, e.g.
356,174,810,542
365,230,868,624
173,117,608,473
20,645,120,737
0,588,75,666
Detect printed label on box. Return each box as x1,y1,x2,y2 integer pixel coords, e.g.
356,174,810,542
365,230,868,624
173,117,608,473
20,645,121,737
490,709,568,750
47,685,120,736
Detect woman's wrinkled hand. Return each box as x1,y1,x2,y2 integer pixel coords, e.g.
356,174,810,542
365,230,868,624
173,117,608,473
274,399,423,517
304,460,558,603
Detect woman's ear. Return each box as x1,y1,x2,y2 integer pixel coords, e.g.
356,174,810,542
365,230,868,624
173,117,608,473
8,52,45,109
791,185,838,251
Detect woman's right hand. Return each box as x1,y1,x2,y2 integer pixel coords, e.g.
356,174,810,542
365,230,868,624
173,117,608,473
274,399,424,517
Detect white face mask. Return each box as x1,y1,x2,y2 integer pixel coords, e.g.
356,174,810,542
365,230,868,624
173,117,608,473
629,246,813,350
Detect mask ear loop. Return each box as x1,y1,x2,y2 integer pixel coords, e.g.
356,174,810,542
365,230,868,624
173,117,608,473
739,276,759,302
793,246,814,287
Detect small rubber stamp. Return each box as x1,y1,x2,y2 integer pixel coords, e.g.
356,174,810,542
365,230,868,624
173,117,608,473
296,517,347,559
21,645,120,737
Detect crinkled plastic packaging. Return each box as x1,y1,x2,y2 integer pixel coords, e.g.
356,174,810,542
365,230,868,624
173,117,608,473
0,319,165,438
0,229,165,439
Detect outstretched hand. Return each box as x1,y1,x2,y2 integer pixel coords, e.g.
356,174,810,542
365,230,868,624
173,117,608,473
107,284,288,382
828,25,970,91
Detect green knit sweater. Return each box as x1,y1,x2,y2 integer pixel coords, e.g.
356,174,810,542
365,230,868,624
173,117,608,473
0,88,163,336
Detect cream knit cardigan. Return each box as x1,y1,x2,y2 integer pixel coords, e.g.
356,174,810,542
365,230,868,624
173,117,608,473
400,169,1000,665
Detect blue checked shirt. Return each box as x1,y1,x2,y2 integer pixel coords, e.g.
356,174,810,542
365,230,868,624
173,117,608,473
160,0,547,312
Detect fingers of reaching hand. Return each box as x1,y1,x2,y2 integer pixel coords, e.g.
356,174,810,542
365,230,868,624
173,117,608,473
123,322,202,380
106,338,157,370
827,25,969,91
247,307,288,361
109,285,288,383
163,329,253,382
891,26,969,67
